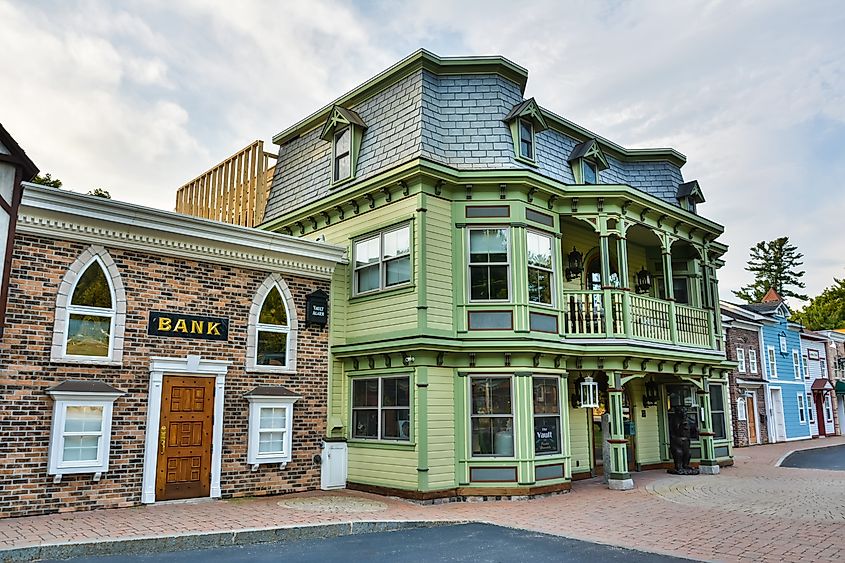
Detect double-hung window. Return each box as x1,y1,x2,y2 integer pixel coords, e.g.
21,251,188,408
748,349,758,374
736,348,746,373
824,395,833,422
351,376,411,441
333,127,351,182
526,231,553,305
518,119,534,160
797,393,806,423
468,228,509,301
255,285,292,367
767,346,778,378
533,377,561,455
470,376,514,457
582,161,598,184
807,393,815,424
792,350,801,379
709,384,727,440
245,388,298,465
803,355,810,380
353,224,411,295
65,258,116,359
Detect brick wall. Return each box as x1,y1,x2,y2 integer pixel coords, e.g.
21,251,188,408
0,234,330,517
725,326,769,447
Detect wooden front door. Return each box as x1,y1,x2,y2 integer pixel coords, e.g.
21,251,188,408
156,376,214,501
815,394,827,437
745,396,757,444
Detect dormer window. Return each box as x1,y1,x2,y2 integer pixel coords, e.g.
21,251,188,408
503,98,547,164
321,105,367,185
568,139,608,184
676,180,705,214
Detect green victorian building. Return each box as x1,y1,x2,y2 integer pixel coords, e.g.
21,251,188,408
177,50,733,496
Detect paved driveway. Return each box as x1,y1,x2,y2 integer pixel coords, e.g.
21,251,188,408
3,436,845,563
50,524,688,563
781,443,845,471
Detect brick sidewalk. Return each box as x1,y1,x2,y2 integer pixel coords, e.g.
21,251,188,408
1,436,844,562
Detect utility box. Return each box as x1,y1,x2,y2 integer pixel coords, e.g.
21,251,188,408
320,441,347,490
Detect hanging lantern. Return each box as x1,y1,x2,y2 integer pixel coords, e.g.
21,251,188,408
580,375,600,408
635,267,653,294
642,377,659,407
565,247,583,281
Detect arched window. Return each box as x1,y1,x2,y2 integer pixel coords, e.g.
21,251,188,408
52,246,125,364
247,274,298,372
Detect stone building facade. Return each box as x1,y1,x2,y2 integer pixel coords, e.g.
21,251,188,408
723,316,768,447
0,184,344,517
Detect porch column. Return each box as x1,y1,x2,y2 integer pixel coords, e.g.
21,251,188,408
616,234,629,290
599,234,612,286
697,377,721,474
607,371,633,490
662,236,679,344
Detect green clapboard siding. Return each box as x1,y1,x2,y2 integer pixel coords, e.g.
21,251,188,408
424,195,455,333
628,379,662,465
347,445,418,489
568,405,591,474
425,367,456,489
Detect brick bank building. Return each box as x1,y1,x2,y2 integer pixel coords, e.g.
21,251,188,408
0,126,345,517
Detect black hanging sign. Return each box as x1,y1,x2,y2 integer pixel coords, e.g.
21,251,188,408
147,311,229,341
306,290,329,326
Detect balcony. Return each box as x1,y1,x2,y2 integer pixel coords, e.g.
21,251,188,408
561,289,714,349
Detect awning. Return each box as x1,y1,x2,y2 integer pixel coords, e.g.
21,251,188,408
811,379,834,392
836,380,845,394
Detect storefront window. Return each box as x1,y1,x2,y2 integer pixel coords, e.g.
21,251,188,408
351,376,411,441
533,377,561,455
470,377,513,456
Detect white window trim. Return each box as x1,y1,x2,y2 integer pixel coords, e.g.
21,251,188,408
526,229,555,307
748,349,758,374
824,395,833,422
779,333,788,354
797,393,806,424
246,395,299,467
468,375,515,459
792,349,801,380
246,274,298,374
350,375,413,442
51,246,126,366
736,397,747,421
767,346,778,378
352,223,412,296
736,348,746,373
47,390,122,478
467,226,511,303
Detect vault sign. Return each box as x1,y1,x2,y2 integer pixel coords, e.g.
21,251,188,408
147,311,229,341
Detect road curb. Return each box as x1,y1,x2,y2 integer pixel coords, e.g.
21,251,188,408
775,441,845,467
0,520,464,562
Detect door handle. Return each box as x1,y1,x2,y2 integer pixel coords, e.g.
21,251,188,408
159,425,167,452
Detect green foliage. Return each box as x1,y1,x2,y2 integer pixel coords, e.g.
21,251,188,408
31,173,62,188
733,237,808,303
87,188,111,199
792,278,845,330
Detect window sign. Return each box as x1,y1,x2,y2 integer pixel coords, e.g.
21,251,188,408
533,377,561,455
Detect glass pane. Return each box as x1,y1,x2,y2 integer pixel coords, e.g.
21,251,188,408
63,435,99,462
520,139,532,159
533,378,560,414
520,119,532,142
526,232,552,268
712,413,726,440
469,229,507,263
258,287,288,326
383,226,410,259
64,406,103,432
71,262,112,308
257,330,287,366
534,415,561,455
258,431,284,453
352,409,378,438
382,377,410,407
335,154,350,181
385,256,410,286
356,264,380,293
469,266,489,300
471,417,513,456
488,265,509,300
352,379,379,407
259,407,286,430
335,128,350,155
66,314,110,357
583,161,597,184
528,267,551,304
354,237,380,268
382,408,411,440
471,378,512,415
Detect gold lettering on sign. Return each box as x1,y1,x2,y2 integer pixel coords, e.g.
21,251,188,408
158,317,172,331
174,319,188,333
191,320,203,334
206,322,221,336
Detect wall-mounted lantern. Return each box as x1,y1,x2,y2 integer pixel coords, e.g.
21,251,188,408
580,375,600,408
570,375,584,409
642,377,660,407
565,247,583,281
635,267,653,294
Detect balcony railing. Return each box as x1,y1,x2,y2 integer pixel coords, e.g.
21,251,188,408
562,289,714,349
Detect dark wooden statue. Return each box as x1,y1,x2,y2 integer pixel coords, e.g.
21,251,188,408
667,406,700,475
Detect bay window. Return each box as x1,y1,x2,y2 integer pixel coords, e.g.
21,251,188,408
526,231,553,305
470,376,513,457
353,224,411,295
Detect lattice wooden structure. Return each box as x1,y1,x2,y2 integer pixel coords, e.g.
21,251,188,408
175,141,277,228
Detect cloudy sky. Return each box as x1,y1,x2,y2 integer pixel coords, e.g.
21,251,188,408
2,0,843,302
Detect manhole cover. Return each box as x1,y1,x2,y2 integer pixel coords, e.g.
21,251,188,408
278,496,388,513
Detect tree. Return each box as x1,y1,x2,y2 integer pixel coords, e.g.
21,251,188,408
733,237,808,303
87,188,111,199
792,278,845,330
30,173,62,188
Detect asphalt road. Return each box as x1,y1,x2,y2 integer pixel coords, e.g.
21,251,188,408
54,523,688,562
781,443,845,470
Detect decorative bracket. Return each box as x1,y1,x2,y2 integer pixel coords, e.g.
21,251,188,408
547,194,558,210
571,197,579,213
349,200,359,215
352,357,359,370
623,357,630,370
575,357,583,369
621,200,632,215
465,184,473,200
504,352,511,367
641,359,649,371
321,211,331,226
434,180,444,196
335,205,345,220
468,353,476,368
436,352,445,367
533,353,542,368
296,221,305,235
309,216,318,230
657,360,665,372
597,197,604,212
527,187,538,203
381,187,392,203
640,207,650,222
657,214,668,228
364,193,375,209
383,354,391,368
554,355,562,369
399,180,409,196
367,356,375,369
499,183,507,200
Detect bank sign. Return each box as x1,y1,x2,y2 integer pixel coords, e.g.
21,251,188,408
147,311,229,341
